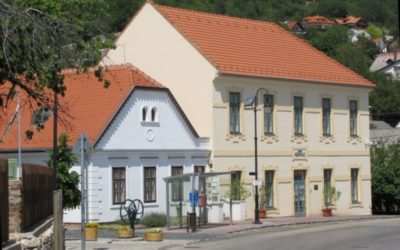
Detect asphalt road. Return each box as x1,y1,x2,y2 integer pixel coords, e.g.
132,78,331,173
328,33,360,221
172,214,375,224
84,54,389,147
173,218,400,250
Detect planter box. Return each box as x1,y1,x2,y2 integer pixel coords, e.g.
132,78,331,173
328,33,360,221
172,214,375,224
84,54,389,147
207,203,224,223
144,232,164,241
118,229,134,238
84,228,98,241
223,200,246,221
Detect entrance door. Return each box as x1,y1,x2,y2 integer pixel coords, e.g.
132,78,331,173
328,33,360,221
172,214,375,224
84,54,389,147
294,170,306,217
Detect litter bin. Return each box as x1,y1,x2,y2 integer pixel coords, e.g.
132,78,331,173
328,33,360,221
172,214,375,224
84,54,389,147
187,212,196,232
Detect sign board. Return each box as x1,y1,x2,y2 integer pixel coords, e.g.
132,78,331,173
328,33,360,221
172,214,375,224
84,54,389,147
189,191,199,207
252,180,262,186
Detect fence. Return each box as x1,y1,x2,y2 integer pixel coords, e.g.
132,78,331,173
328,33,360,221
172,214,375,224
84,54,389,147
21,164,53,231
0,159,9,243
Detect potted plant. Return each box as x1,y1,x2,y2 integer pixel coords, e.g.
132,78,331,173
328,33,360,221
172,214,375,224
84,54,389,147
144,228,164,241
117,225,134,238
258,184,266,219
85,222,99,241
322,185,341,217
223,180,251,221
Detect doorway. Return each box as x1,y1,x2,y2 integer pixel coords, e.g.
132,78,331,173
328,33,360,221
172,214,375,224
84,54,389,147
294,170,306,217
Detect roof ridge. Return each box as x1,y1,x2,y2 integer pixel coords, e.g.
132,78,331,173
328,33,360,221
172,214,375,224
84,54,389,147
124,63,165,88
269,23,373,86
152,2,274,27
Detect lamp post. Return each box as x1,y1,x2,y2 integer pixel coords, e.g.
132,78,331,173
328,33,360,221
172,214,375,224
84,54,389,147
244,88,268,224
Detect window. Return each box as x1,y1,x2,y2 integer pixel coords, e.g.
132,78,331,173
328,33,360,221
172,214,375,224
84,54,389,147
265,170,275,208
112,168,126,204
194,166,205,174
142,107,148,121
395,66,400,76
349,100,358,136
351,168,359,203
322,98,331,136
8,158,17,179
144,167,156,203
151,107,157,122
231,171,242,201
229,92,241,134
294,96,303,135
264,95,274,134
323,169,332,205
171,166,183,202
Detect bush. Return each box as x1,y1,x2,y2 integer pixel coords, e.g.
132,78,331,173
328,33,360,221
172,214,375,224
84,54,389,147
140,213,167,228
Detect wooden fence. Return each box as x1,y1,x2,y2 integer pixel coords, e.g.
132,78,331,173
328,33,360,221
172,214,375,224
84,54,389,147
0,159,9,243
21,164,53,231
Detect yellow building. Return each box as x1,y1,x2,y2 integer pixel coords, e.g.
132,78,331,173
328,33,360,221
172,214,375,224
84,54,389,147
103,2,374,218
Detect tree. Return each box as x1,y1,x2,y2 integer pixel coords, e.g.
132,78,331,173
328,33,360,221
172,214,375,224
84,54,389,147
371,140,400,214
47,133,80,210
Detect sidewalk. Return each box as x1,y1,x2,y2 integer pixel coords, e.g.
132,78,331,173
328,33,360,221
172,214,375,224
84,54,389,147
65,215,398,242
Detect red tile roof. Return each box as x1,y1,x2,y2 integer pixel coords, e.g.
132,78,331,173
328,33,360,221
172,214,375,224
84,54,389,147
336,16,367,26
302,15,335,25
153,4,373,87
0,64,163,151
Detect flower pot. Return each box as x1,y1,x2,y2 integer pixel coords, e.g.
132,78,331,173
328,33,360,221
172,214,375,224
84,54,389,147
118,229,134,238
259,209,266,219
85,227,98,241
322,208,332,217
144,232,164,241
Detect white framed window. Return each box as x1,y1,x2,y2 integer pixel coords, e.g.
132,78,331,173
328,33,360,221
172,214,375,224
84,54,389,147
322,98,331,136
229,92,241,134
112,168,126,204
144,167,157,203
264,95,274,134
349,100,358,136
351,168,359,203
171,166,183,202
141,106,148,121
323,169,332,205
150,107,158,122
294,96,303,135
265,170,275,208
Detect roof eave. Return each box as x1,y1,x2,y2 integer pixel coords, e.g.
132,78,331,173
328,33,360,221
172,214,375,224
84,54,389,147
218,71,375,89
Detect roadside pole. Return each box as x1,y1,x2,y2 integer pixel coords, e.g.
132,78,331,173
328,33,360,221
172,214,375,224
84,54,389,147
80,133,86,250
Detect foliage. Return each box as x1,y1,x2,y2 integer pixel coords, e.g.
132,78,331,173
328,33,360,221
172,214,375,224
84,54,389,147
0,1,114,137
258,184,266,209
85,222,99,228
365,24,384,39
225,180,251,201
371,140,400,214
308,25,350,57
47,133,80,210
140,213,167,228
323,186,341,208
147,227,162,233
118,226,133,232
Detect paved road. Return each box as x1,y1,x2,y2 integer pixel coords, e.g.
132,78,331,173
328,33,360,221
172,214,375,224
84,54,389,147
172,218,400,250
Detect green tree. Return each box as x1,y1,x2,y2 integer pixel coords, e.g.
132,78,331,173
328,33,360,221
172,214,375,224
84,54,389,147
371,140,400,214
308,25,349,57
47,133,80,210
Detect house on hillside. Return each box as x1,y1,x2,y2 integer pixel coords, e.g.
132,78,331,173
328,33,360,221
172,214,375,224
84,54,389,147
301,15,334,30
0,65,210,223
284,21,306,35
336,16,368,29
103,2,374,218
369,51,400,79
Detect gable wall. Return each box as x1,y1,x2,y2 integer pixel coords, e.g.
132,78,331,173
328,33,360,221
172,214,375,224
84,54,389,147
103,3,217,139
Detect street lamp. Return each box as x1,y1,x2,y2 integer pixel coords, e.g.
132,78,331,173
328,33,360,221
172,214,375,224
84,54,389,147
244,88,268,224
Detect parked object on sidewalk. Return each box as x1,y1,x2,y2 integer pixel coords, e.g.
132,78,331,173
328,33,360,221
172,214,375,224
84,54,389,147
85,222,99,241
117,226,134,238
144,228,164,241
322,186,341,217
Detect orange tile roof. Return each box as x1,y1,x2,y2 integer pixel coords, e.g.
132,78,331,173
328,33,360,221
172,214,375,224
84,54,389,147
302,15,334,25
0,64,163,151
152,4,373,88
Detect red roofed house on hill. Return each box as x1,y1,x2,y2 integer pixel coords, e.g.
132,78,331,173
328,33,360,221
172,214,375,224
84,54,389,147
335,16,368,29
0,64,210,223
104,2,374,219
301,15,334,30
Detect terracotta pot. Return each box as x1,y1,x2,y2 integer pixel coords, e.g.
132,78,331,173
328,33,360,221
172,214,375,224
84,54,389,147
85,227,98,241
259,209,267,219
144,232,164,241
118,229,134,238
322,208,332,217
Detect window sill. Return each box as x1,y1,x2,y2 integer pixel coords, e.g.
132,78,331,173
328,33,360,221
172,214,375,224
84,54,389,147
144,202,159,208
141,121,160,127
225,132,245,143
265,207,280,215
349,202,363,208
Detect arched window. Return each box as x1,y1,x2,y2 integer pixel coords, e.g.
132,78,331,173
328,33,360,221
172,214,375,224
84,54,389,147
151,107,158,122
142,107,148,121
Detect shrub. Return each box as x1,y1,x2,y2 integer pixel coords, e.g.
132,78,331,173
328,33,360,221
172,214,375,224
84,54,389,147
140,213,167,228
85,222,99,228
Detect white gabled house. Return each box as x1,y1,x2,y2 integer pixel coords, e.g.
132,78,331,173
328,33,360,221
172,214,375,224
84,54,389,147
0,65,210,222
